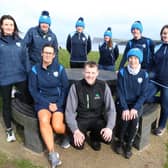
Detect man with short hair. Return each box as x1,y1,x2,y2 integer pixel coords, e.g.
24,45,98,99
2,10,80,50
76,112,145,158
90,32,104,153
65,61,116,150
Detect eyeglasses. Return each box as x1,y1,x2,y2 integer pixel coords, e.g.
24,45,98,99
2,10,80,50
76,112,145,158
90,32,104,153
43,51,54,55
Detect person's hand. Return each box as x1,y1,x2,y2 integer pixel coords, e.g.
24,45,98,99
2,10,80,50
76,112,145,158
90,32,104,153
130,108,138,120
122,110,130,121
73,129,85,147
100,128,112,142
49,103,57,112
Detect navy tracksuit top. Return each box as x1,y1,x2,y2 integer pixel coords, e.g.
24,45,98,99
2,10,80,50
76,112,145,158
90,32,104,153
24,26,58,65
29,59,69,108
153,43,168,87
98,42,119,66
119,37,154,71
117,67,148,115
0,34,29,86
66,31,91,62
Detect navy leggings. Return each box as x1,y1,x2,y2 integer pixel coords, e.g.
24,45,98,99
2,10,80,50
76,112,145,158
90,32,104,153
0,81,31,129
159,87,168,128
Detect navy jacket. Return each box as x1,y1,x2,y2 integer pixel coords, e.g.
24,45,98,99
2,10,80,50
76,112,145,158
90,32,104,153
66,31,91,62
117,67,148,115
153,43,168,87
0,34,29,86
24,26,58,65
119,37,154,71
29,59,69,109
98,42,119,66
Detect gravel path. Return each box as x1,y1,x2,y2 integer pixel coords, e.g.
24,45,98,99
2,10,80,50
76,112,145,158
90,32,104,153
0,116,167,168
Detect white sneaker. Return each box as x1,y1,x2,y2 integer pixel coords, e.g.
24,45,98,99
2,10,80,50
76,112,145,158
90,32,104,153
6,129,16,142
154,128,166,136
11,88,16,98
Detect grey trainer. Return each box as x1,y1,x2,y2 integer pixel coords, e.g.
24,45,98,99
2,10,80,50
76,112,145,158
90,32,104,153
48,152,62,168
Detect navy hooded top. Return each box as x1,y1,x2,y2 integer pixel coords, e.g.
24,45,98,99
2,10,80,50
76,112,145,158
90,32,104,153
0,34,29,86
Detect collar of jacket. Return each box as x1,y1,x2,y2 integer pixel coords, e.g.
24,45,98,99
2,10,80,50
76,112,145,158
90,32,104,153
37,26,52,37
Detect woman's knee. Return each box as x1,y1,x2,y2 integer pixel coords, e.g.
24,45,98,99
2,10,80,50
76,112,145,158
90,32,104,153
53,123,65,134
38,109,51,125
52,112,66,134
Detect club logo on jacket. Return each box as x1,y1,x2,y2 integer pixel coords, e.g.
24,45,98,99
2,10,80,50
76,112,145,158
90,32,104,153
94,93,100,100
82,37,86,41
16,42,21,47
142,44,146,49
53,71,58,77
48,37,52,41
137,77,143,84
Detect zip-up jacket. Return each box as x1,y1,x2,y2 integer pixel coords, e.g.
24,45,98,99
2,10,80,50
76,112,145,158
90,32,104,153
65,79,116,133
119,37,154,71
29,59,69,109
153,43,168,87
66,31,91,62
98,42,119,66
0,34,29,86
24,26,58,65
117,67,148,115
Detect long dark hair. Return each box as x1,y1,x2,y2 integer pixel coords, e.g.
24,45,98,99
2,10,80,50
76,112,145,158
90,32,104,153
0,15,20,38
160,25,168,41
107,38,113,48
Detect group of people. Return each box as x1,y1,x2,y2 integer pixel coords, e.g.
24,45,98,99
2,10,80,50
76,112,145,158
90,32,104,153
0,10,168,168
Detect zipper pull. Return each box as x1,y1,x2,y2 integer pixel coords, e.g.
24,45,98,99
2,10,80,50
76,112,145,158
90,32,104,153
86,94,89,109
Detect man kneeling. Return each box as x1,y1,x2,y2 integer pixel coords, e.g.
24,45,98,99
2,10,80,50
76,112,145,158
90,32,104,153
65,61,116,150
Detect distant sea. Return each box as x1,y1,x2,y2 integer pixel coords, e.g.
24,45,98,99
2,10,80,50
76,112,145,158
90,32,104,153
59,42,126,54
91,42,126,54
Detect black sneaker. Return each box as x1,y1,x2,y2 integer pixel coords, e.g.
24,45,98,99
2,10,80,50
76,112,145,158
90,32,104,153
115,141,123,155
90,140,101,151
124,145,132,159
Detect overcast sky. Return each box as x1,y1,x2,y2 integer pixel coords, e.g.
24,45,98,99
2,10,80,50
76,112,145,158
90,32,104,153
1,0,167,46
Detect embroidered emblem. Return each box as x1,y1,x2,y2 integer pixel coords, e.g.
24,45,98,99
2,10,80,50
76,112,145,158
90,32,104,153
137,77,143,83
48,37,52,41
142,44,146,48
94,93,100,100
16,42,21,47
82,37,86,41
53,71,58,77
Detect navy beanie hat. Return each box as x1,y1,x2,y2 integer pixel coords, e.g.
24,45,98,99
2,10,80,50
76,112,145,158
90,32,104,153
104,27,112,38
39,11,51,26
75,17,85,28
127,48,143,63
131,21,143,33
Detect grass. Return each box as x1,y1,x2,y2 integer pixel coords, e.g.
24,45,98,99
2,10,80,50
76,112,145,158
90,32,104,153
0,151,42,168
165,144,168,168
58,48,123,70
58,48,100,68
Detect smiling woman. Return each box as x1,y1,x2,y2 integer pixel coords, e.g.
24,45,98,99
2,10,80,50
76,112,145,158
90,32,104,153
42,46,55,67
0,14,31,143
28,44,70,167
23,10,58,66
